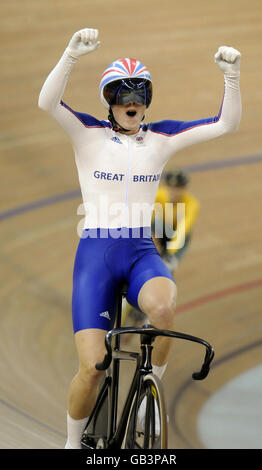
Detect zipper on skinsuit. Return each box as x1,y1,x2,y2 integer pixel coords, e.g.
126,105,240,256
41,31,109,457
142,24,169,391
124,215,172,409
124,137,131,227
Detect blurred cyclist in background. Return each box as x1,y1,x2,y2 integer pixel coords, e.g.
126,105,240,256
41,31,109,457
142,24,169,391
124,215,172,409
153,168,200,274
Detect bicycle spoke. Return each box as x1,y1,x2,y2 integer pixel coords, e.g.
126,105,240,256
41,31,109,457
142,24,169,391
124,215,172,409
143,388,150,448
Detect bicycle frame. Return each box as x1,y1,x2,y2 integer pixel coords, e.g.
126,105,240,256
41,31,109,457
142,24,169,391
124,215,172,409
108,349,146,448
81,341,155,449
82,283,215,449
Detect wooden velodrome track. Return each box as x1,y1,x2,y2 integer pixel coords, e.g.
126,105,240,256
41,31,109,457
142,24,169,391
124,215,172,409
1,0,262,449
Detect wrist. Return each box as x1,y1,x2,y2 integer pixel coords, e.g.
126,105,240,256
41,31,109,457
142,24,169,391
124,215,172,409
224,71,240,79
224,73,240,91
64,47,80,62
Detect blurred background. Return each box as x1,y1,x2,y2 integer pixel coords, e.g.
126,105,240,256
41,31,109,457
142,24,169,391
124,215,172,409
1,0,262,449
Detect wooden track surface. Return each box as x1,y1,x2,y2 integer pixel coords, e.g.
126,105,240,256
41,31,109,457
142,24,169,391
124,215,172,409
1,0,262,449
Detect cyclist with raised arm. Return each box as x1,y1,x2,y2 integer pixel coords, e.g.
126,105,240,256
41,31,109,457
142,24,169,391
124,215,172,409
38,28,241,448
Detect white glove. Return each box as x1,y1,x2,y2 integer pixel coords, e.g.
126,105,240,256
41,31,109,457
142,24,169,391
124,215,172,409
66,28,100,59
214,46,241,76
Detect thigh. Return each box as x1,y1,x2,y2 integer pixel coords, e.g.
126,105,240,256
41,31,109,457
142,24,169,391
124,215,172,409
72,237,118,333
126,249,175,311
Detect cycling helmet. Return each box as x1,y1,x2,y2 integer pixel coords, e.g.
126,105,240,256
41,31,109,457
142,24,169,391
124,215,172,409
100,58,152,109
164,169,190,187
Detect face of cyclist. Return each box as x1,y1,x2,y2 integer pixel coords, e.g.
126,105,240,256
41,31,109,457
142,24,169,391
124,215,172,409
167,185,186,203
111,103,146,134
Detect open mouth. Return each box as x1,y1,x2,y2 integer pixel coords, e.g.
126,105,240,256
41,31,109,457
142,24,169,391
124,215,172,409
126,110,137,117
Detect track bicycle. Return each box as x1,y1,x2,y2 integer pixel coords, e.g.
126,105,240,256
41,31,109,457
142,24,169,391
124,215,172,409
81,283,214,450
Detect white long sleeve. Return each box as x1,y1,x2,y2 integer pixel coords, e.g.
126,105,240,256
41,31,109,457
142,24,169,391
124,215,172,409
38,52,77,111
160,75,241,156
38,52,86,145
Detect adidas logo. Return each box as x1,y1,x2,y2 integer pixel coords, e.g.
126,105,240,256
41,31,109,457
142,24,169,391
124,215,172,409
99,310,111,320
111,136,122,144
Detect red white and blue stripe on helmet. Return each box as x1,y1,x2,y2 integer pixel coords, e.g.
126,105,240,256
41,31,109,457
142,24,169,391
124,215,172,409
100,58,152,107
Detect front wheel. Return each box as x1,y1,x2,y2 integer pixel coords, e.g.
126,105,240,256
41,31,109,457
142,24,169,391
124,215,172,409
122,374,168,449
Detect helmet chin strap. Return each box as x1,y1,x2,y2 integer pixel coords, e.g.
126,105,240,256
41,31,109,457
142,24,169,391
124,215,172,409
108,108,129,132
108,108,145,133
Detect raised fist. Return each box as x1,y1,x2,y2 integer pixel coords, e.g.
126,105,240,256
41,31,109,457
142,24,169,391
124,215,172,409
66,28,100,59
214,46,241,76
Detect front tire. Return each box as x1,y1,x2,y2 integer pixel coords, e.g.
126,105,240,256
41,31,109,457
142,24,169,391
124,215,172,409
122,374,168,449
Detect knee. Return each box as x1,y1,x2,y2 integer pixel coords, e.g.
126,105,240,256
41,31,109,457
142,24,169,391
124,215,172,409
147,295,177,329
78,359,105,385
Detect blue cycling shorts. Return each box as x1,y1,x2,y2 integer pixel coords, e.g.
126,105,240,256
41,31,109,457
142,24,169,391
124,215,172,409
72,227,175,333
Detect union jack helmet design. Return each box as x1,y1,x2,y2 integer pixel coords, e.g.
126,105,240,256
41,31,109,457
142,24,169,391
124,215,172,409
100,58,152,109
